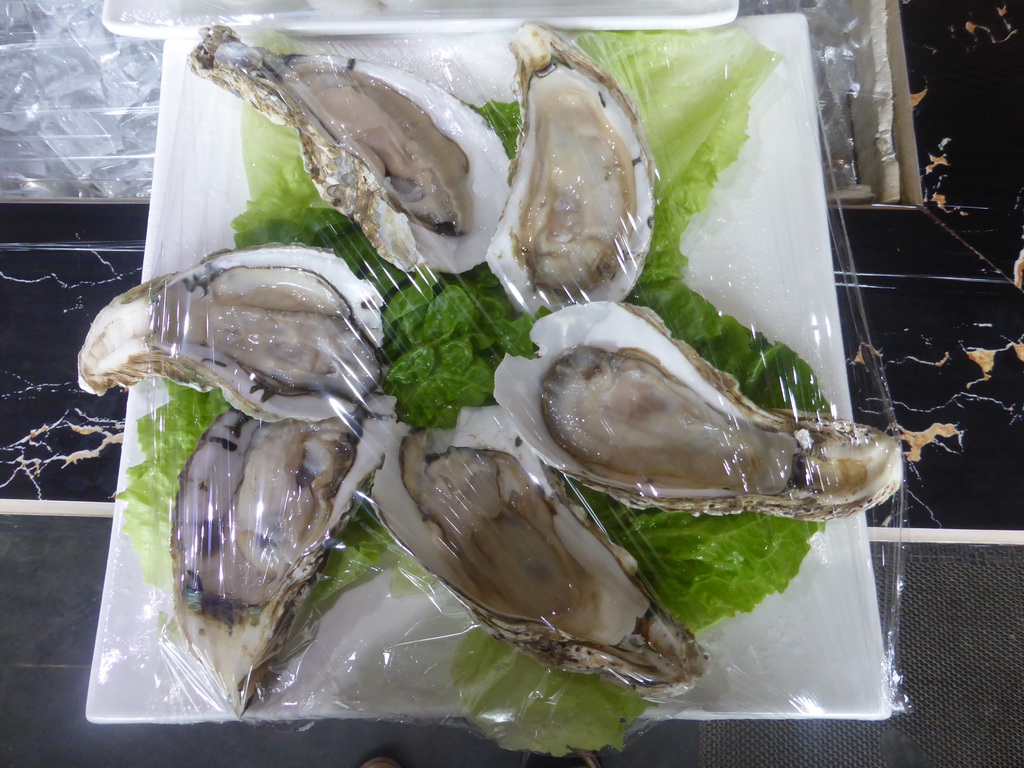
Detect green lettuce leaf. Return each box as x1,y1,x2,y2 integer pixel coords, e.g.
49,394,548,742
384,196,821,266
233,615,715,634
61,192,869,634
451,629,647,757
117,382,230,591
576,28,780,282
381,265,537,429
573,484,819,636
626,512,819,635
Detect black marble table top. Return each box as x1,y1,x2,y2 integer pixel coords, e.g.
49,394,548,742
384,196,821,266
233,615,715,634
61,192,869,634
0,203,143,506
841,206,1024,531
3,200,1019,533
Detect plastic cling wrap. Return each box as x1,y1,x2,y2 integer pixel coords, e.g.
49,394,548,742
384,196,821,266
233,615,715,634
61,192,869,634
83,15,905,756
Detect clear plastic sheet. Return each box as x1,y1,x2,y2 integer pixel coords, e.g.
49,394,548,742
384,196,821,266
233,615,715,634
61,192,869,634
82,12,906,757
740,0,909,204
0,1,161,198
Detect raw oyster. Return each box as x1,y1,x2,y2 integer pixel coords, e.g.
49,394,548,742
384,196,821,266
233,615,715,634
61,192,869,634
486,23,655,313
78,244,386,422
173,407,392,715
494,302,903,520
371,407,705,694
189,26,509,274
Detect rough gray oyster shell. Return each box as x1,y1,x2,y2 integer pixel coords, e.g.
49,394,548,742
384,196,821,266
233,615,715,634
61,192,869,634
77,244,386,422
371,407,705,694
494,302,903,520
189,25,509,274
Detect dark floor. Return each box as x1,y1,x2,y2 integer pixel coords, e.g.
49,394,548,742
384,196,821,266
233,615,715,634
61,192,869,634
0,513,702,768
3,515,1021,767
700,542,1024,767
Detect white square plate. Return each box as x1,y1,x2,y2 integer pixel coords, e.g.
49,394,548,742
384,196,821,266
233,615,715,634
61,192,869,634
102,0,738,39
87,14,890,724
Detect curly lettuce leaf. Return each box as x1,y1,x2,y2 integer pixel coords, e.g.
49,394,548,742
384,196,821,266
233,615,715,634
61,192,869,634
628,512,819,635
572,484,819,636
577,28,779,283
452,629,647,757
117,382,230,591
381,265,537,429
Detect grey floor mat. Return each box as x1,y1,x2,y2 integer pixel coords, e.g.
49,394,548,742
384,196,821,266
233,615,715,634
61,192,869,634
699,542,1024,767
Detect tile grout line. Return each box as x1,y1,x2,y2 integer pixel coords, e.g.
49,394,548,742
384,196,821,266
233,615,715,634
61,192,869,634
7,664,92,670
0,499,114,517
868,526,1024,545
3,502,1019,542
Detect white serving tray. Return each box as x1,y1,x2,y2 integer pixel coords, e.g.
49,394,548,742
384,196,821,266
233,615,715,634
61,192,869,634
87,14,891,724
102,0,738,39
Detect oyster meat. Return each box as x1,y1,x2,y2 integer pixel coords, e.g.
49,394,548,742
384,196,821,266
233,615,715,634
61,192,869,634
371,407,705,694
486,23,655,313
78,244,386,421
173,408,392,715
189,26,509,274
494,302,903,520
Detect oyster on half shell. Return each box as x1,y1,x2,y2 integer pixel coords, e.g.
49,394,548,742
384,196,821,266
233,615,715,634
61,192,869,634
173,408,392,715
486,23,655,313
371,407,705,694
494,302,903,520
78,244,386,422
189,26,509,274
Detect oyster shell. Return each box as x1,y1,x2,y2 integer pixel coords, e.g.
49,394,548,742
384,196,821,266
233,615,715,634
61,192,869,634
494,302,903,520
189,26,509,274
371,407,705,694
78,244,386,421
173,408,392,715
486,23,655,313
